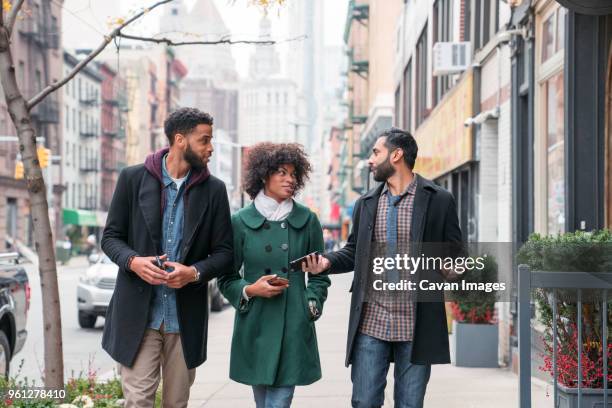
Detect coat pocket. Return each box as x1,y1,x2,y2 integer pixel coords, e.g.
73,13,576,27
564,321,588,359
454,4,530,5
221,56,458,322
301,291,316,322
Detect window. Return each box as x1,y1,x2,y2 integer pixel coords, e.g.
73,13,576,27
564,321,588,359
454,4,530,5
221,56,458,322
541,8,566,63
463,0,471,41
433,0,454,106
394,86,401,127
415,25,428,127
542,14,555,62
18,61,25,89
402,60,412,130
35,70,42,93
65,105,69,130
537,5,567,234
544,72,565,234
472,0,499,50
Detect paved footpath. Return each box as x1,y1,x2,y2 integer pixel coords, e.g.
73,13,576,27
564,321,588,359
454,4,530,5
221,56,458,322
189,273,551,407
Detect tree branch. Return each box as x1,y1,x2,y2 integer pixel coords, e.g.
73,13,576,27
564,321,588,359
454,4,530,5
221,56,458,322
116,32,306,46
27,0,174,110
6,0,26,35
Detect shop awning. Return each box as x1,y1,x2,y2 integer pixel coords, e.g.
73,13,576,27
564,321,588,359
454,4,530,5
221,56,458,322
63,209,100,227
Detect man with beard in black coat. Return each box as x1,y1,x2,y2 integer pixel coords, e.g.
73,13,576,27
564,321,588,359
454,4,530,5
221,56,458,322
304,128,463,408
101,107,233,407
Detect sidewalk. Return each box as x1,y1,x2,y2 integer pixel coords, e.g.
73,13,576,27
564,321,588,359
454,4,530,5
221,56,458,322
189,273,551,407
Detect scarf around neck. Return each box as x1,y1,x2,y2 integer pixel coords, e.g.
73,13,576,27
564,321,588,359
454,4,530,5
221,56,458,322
254,190,294,221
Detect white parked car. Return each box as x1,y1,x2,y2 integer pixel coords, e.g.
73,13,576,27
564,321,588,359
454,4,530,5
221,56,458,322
77,255,225,329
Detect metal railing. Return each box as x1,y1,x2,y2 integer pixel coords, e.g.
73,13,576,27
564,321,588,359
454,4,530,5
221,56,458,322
518,265,612,407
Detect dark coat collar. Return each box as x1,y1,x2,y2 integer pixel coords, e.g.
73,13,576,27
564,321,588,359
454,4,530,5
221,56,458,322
363,173,436,201
238,201,311,230
144,147,210,191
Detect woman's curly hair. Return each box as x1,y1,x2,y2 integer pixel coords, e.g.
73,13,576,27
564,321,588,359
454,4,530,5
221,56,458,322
243,142,312,199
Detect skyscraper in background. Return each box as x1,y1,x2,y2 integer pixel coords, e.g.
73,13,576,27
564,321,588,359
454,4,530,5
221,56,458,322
159,0,240,207
238,16,298,149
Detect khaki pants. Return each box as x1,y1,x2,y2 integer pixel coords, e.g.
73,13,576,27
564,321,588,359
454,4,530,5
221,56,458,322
119,328,196,408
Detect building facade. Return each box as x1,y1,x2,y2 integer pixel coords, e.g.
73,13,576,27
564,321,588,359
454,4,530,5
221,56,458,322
511,0,612,240
0,0,64,248
337,0,402,235
238,17,299,148
393,0,515,365
61,51,104,241
97,62,127,212
99,45,187,166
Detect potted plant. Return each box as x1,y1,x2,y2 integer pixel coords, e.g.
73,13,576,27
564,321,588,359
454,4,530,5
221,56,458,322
448,255,499,367
517,230,612,407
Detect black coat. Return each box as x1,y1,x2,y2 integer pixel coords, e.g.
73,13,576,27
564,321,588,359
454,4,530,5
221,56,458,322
324,174,463,366
100,161,233,369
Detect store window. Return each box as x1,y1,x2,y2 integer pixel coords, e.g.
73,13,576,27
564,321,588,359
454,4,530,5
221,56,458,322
544,72,565,234
537,5,567,234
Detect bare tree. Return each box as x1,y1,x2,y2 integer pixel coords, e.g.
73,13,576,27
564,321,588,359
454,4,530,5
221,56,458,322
0,0,287,387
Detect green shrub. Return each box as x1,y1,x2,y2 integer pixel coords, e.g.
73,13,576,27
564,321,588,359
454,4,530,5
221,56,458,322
516,230,612,388
0,361,163,407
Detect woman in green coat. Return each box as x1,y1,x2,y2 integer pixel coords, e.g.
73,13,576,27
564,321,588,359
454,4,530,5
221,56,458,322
218,142,331,408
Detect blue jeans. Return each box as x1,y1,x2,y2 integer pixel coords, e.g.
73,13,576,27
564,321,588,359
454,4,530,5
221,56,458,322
252,385,295,408
351,333,431,408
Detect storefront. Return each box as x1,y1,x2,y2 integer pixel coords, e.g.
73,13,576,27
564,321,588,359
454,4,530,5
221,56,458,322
413,70,477,241
511,0,612,238
62,208,107,253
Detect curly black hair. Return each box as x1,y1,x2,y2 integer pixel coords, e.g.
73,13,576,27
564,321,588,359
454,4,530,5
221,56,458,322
243,142,312,199
164,107,214,145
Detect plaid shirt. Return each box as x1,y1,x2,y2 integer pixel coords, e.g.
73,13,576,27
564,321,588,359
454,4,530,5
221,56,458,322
359,177,417,342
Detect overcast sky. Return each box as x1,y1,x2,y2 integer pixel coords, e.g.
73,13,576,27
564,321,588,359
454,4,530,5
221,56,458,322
61,1,348,78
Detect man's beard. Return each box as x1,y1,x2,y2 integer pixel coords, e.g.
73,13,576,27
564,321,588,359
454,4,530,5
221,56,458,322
372,155,395,182
184,144,206,170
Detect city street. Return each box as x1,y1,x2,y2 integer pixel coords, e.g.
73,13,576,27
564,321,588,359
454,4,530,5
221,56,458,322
13,258,553,406
0,0,610,406
14,257,116,384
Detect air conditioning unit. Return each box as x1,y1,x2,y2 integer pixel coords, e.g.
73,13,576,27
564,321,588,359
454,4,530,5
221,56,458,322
433,42,472,76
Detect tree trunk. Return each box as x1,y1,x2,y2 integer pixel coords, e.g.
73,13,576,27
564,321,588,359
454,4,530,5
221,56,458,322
0,25,64,388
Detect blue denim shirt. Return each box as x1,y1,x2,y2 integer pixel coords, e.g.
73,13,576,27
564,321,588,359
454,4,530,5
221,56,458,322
147,154,190,333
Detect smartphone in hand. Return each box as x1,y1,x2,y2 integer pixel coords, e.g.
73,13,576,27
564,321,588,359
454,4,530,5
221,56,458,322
268,276,289,286
289,251,321,272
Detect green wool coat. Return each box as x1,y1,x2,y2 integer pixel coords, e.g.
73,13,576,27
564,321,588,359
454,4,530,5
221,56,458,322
218,202,331,386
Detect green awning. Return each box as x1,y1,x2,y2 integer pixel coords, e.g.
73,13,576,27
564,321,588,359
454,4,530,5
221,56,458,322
62,208,99,227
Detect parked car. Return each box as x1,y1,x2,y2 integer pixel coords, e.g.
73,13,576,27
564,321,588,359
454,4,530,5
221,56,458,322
77,255,225,329
0,252,29,377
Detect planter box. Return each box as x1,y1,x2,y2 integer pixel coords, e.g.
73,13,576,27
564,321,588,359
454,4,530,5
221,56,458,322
451,321,498,367
557,384,612,408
